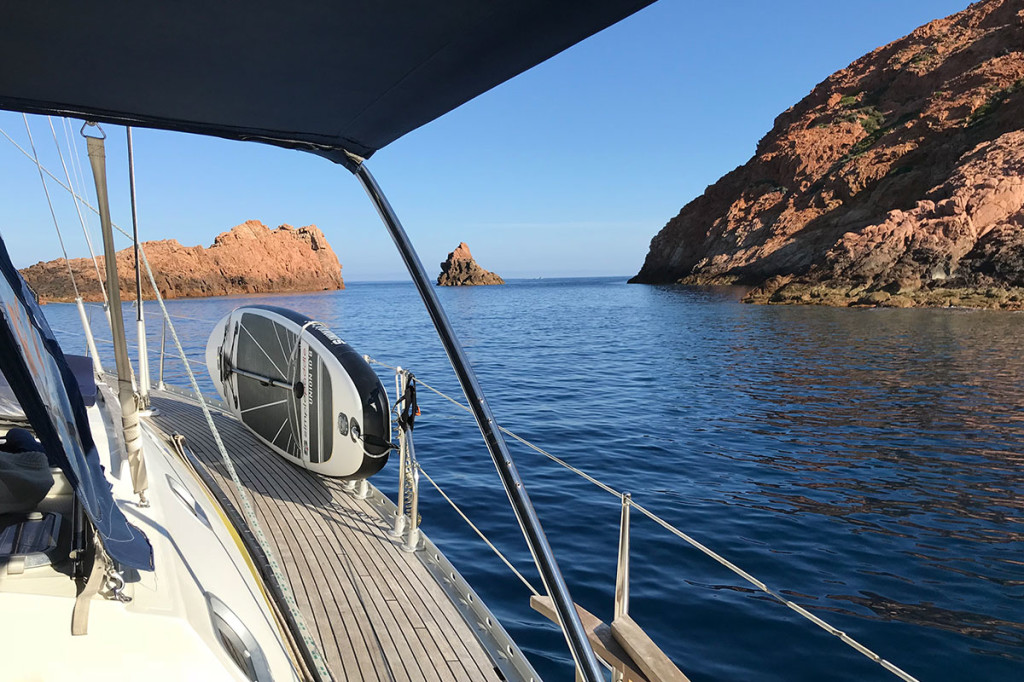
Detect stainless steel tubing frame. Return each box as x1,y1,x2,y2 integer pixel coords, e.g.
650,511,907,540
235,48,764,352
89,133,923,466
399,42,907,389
352,162,605,682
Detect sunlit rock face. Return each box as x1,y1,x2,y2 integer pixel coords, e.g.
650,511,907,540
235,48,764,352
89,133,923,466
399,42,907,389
437,242,505,286
21,220,345,301
632,0,1024,308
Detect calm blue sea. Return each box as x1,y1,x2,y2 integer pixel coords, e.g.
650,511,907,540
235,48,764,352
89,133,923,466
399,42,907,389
44,277,1023,682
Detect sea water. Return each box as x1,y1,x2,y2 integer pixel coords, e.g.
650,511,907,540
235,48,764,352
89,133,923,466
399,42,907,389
45,278,1023,681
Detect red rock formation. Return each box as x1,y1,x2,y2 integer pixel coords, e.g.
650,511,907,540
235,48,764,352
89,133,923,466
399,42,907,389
632,0,1024,308
437,242,505,286
20,220,344,302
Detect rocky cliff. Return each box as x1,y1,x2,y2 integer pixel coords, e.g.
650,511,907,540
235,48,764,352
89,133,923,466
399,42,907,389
21,220,344,302
437,242,505,286
631,0,1024,308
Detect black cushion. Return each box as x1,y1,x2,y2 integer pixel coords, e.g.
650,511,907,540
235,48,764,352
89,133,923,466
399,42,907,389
0,450,53,515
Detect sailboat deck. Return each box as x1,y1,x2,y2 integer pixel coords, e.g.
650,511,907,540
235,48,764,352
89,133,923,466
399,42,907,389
145,390,507,682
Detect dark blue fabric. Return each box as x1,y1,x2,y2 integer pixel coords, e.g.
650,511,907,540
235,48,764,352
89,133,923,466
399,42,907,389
0,236,152,570
0,427,56,467
0,1,653,159
65,354,97,407
0,427,41,454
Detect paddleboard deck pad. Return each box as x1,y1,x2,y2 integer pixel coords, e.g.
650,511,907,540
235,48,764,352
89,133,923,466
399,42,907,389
205,305,391,478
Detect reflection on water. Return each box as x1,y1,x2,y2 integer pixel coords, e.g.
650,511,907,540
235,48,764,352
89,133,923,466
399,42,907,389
42,279,1024,682
822,591,1024,647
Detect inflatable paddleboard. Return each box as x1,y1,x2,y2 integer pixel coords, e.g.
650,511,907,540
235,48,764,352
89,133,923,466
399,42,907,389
205,305,391,479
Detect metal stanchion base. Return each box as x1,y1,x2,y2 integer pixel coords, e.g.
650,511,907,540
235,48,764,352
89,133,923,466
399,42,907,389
355,479,369,499
386,515,408,539
400,532,421,553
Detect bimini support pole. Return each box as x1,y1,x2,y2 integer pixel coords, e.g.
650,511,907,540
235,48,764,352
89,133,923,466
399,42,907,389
351,161,605,682
84,123,148,503
126,128,152,409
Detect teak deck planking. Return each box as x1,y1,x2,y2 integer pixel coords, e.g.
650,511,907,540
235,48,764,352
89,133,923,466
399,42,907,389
146,392,504,682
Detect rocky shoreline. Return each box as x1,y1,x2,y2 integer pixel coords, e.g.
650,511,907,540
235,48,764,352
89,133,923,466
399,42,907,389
742,276,1024,309
631,0,1024,310
20,220,344,302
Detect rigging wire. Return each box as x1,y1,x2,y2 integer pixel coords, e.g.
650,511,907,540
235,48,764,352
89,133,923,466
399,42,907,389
4,123,155,255
126,127,146,310
50,325,209,373
21,115,80,299
82,305,219,326
49,116,109,306
2,125,135,241
162,311,222,324
61,116,90,208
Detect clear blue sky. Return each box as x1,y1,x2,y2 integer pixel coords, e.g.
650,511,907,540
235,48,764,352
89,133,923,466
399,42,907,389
0,1,969,281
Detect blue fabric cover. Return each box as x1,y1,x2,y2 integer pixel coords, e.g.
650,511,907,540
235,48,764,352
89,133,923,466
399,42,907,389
0,1,654,160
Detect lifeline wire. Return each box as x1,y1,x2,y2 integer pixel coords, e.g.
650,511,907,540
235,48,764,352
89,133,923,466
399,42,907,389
366,358,921,682
49,326,209,370
417,463,541,597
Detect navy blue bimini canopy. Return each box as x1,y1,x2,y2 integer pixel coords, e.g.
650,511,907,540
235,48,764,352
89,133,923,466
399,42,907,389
0,236,152,570
0,1,654,162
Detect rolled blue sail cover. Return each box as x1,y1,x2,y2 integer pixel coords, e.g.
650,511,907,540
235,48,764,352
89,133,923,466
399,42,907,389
0,236,152,570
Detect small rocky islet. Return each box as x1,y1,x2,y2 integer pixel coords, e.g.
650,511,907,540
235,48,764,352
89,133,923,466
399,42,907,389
22,226,510,300
436,242,505,286
20,220,344,302
631,0,1024,309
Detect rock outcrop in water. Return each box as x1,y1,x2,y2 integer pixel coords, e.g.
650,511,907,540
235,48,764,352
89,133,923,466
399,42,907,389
631,0,1024,308
20,220,344,302
437,242,505,286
